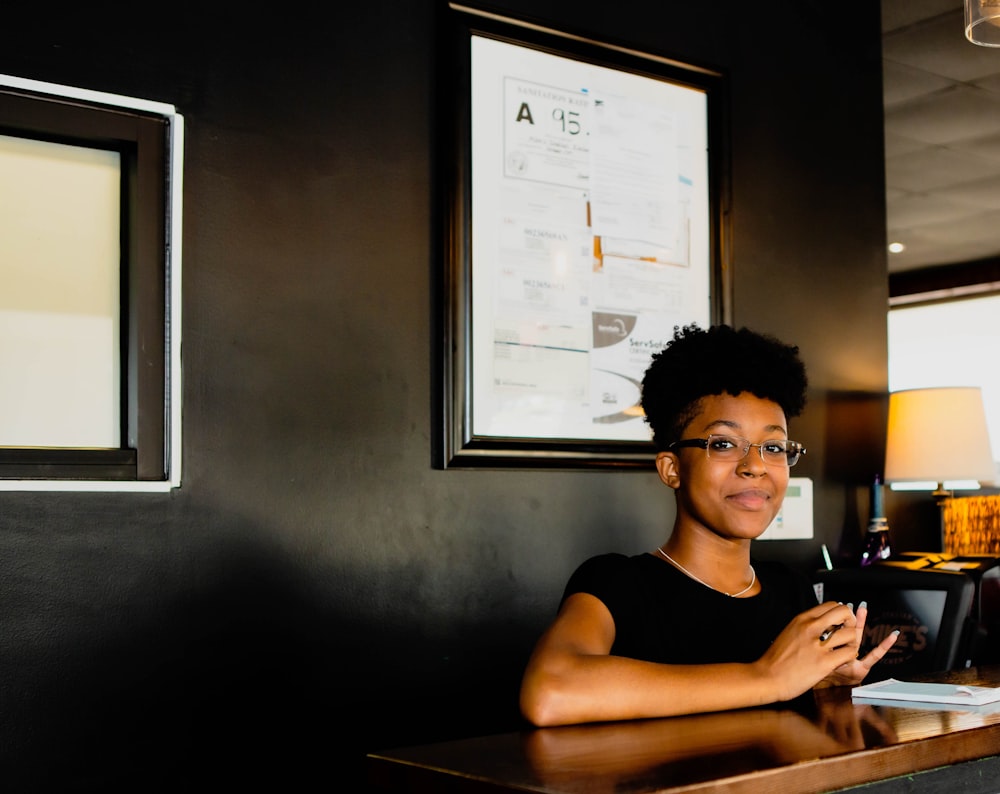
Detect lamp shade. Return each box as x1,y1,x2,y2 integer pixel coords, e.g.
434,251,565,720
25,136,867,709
884,387,996,486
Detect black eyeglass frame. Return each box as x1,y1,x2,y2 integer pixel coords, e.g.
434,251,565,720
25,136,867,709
667,434,806,467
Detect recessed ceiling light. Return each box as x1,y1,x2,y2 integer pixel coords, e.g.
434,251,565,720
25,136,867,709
888,242,905,253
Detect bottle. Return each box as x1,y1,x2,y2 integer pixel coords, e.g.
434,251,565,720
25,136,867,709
860,475,891,566
861,517,892,566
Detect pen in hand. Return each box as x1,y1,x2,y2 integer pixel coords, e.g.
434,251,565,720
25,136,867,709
819,601,858,643
819,623,845,643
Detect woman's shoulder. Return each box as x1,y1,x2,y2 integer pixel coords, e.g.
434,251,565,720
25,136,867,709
562,552,661,597
569,551,662,578
573,551,654,568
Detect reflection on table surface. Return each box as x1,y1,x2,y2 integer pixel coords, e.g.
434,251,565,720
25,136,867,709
369,667,1000,794
522,696,896,791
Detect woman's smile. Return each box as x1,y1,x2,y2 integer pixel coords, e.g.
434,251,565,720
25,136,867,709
726,487,772,510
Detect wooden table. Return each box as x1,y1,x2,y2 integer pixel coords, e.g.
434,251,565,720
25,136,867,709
367,666,1000,793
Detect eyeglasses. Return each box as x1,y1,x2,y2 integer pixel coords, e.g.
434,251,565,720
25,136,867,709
668,434,806,467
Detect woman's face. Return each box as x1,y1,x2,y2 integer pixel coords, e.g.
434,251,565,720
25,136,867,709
657,391,791,541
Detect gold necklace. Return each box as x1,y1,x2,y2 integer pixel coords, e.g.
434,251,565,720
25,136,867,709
654,546,756,598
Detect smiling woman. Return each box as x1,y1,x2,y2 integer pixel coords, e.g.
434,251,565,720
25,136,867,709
518,324,899,727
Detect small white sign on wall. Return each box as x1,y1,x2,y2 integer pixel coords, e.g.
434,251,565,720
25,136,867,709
758,477,813,540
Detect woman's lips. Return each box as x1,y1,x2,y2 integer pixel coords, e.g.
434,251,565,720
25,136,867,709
727,489,771,509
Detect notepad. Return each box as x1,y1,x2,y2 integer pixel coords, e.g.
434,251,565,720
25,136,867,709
852,678,1000,706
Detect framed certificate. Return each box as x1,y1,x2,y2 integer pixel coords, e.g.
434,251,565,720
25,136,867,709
436,4,729,469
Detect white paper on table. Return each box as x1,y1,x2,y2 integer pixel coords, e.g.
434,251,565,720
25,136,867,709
852,678,1000,706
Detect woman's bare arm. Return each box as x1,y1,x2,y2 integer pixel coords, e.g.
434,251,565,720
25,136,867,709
519,593,868,727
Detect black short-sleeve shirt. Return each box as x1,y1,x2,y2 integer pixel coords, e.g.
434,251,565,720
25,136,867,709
562,553,819,665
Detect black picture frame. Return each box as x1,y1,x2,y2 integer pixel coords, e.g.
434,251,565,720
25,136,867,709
435,4,730,470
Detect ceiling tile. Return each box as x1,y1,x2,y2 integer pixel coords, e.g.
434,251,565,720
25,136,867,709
972,71,1000,96
960,131,1000,162
907,206,1000,242
871,2,998,271
936,175,1000,208
885,143,1000,190
883,130,932,156
883,9,1000,82
886,192,981,227
883,59,956,106
888,234,1000,270
883,84,1000,144
882,0,963,34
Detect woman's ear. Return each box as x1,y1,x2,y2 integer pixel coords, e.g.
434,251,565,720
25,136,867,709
655,451,681,490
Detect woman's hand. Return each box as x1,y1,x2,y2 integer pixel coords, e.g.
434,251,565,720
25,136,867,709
755,601,867,702
815,601,899,688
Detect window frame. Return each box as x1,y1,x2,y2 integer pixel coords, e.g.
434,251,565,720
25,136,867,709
0,75,182,491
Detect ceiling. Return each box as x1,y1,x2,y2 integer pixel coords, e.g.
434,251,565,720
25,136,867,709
882,0,1000,274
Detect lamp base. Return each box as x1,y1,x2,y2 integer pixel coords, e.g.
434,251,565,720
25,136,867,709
934,483,951,553
932,483,953,503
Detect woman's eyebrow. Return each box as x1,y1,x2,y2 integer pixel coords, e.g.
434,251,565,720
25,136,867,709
701,419,788,435
701,419,740,432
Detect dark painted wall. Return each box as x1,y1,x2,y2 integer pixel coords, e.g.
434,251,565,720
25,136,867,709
0,3,889,790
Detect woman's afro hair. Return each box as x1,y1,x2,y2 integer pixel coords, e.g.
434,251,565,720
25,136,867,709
640,324,808,451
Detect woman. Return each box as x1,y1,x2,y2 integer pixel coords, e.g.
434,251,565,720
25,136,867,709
519,324,897,727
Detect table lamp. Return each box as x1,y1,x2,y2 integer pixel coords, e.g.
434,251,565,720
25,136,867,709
884,387,997,549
